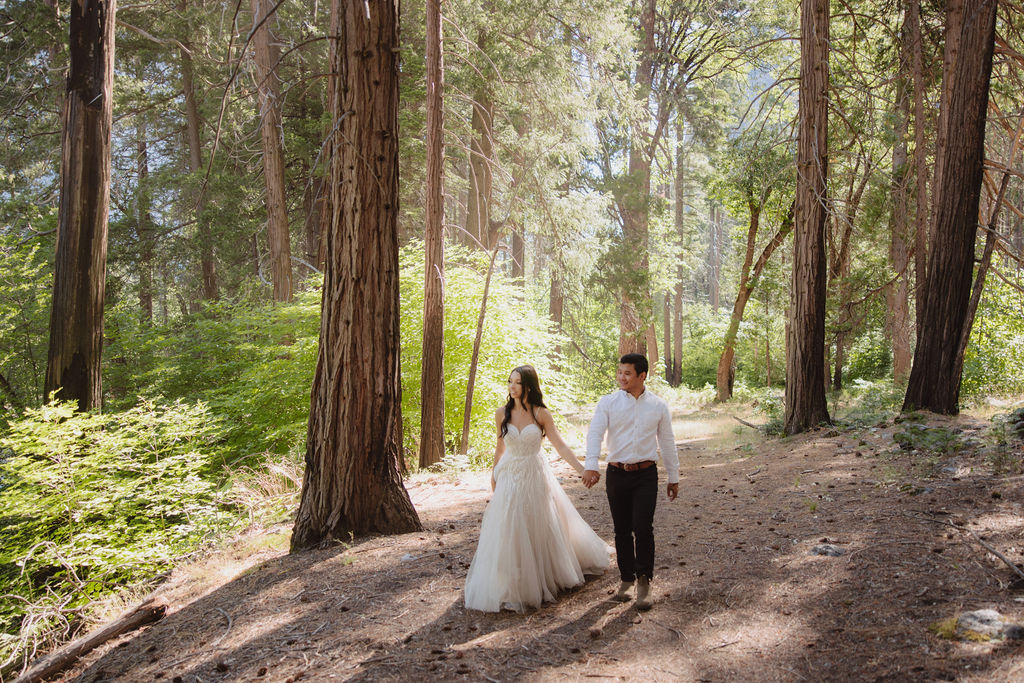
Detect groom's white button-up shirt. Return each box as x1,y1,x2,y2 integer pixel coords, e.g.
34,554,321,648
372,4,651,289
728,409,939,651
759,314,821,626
585,389,679,484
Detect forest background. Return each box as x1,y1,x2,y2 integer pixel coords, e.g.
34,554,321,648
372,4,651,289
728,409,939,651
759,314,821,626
2,0,1024,675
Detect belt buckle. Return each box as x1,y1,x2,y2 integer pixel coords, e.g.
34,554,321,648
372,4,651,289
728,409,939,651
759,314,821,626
624,462,639,472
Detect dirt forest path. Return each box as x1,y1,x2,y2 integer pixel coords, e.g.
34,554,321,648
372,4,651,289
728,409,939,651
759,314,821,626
57,408,1024,682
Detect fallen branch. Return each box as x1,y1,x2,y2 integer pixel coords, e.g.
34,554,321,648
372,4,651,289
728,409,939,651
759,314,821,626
731,415,763,430
13,598,167,683
907,513,1024,583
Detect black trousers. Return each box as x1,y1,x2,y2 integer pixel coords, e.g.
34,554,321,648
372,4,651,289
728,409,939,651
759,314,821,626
606,465,658,582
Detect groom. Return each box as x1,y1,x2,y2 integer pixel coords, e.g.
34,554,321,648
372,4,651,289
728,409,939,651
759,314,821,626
582,353,679,610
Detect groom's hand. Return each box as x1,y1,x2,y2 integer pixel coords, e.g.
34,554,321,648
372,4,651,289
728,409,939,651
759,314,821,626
666,483,679,501
582,469,600,488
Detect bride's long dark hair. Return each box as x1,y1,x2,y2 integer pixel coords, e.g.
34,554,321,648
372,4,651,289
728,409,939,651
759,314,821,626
500,365,547,438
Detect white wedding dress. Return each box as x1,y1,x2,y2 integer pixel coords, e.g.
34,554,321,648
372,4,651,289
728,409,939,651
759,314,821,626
464,423,610,612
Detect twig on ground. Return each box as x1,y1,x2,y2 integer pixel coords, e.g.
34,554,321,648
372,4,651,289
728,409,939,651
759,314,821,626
906,513,1024,583
732,415,763,430
708,639,740,651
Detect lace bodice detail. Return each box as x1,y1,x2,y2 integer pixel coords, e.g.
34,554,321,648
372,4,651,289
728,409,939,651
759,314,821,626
503,423,543,457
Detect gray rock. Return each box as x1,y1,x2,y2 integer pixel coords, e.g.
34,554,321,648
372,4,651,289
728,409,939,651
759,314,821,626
811,544,845,557
956,609,1024,641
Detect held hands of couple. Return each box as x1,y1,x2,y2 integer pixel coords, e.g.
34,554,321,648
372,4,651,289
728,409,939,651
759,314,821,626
581,469,600,488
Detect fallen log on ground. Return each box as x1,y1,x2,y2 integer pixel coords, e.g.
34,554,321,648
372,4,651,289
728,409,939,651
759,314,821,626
13,597,167,683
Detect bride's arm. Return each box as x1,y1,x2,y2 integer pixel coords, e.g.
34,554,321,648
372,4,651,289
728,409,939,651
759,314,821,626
491,408,505,491
538,409,586,475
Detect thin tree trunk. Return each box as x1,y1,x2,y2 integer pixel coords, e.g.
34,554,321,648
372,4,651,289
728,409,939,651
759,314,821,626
671,117,685,386
672,282,683,385
663,293,671,377
251,0,292,302
44,0,116,412
291,0,421,549
889,3,913,382
830,157,870,392
511,228,525,279
179,0,217,300
136,109,154,322
708,205,721,311
549,269,564,364
466,47,494,250
903,0,997,415
717,202,793,402
910,0,929,331
460,246,501,455
419,0,445,470
784,0,831,434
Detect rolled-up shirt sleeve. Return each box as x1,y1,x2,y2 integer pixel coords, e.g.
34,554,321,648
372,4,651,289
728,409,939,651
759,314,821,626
585,398,608,472
657,402,679,483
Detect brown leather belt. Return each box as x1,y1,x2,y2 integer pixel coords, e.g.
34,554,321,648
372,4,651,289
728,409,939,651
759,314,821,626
608,460,656,472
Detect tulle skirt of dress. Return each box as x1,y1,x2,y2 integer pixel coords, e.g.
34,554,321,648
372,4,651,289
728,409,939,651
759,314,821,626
464,428,609,612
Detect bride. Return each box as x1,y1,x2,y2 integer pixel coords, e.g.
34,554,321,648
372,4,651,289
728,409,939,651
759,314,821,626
464,364,609,612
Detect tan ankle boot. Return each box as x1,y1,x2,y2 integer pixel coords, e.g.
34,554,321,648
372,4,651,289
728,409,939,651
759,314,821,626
612,580,633,602
635,576,652,610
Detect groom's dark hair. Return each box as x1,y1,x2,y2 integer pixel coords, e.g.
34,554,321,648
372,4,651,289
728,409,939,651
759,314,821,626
619,353,648,376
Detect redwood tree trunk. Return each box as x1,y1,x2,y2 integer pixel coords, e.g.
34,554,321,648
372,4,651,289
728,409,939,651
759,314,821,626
784,0,831,434
180,0,217,300
251,0,292,302
419,0,445,470
44,0,116,412
903,0,997,415
291,0,421,549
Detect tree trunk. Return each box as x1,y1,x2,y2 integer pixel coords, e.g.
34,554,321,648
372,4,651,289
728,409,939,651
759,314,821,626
291,0,421,549
136,109,154,322
466,49,494,250
459,246,501,455
830,157,870,392
511,228,525,279
903,0,997,415
717,201,793,402
672,282,683,385
617,0,656,357
708,205,721,311
671,117,685,387
910,0,929,331
180,0,217,300
888,4,913,382
663,293,671,377
549,269,564,363
784,0,831,434
44,0,116,412
251,0,292,302
419,0,445,470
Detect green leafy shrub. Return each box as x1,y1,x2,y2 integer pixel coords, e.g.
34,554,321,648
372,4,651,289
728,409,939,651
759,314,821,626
962,277,1024,399
104,287,322,457
893,422,962,455
0,399,240,670
399,243,578,466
